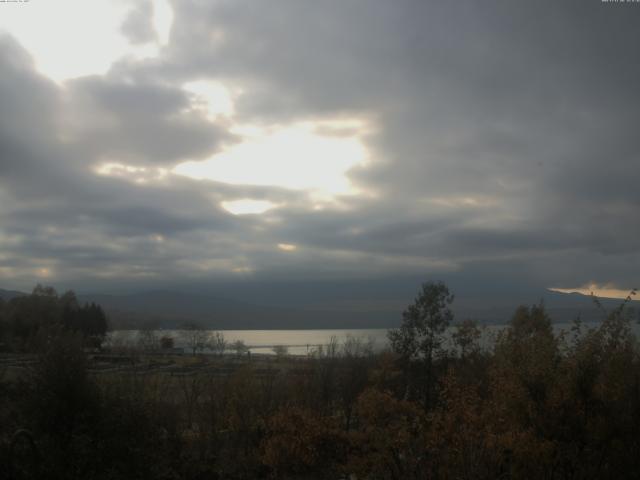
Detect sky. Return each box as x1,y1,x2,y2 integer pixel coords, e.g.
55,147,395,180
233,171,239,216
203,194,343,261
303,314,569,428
0,0,638,301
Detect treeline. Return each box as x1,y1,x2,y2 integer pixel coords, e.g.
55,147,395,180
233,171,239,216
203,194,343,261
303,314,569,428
0,284,108,351
1,282,639,479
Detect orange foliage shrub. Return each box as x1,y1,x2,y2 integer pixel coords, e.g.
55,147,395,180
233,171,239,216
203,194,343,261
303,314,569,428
261,406,346,478
346,389,427,480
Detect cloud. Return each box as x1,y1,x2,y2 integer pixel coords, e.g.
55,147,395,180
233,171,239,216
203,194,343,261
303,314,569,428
63,76,230,166
0,0,639,300
120,1,157,45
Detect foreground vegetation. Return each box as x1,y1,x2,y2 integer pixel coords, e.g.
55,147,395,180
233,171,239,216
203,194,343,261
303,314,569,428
1,283,639,479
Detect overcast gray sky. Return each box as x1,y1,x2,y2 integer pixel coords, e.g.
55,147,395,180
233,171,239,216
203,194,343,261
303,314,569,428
0,0,638,299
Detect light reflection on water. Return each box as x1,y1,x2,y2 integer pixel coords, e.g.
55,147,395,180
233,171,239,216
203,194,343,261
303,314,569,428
106,322,638,356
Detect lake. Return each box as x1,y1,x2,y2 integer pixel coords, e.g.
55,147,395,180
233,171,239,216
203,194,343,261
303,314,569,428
108,328,390,355
106,322,625,356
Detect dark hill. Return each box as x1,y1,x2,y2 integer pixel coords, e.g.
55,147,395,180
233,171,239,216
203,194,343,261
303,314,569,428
2,286,637,329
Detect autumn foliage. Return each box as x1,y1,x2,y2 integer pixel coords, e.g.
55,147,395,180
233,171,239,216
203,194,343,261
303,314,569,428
1,283,639,479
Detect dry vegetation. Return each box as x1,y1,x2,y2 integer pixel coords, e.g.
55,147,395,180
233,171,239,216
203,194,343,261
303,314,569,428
1,283,640,479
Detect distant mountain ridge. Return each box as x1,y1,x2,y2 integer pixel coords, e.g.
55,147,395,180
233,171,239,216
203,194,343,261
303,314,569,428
0,288,25,301
454,289,638,326
1,286,637,329
78,290,345,330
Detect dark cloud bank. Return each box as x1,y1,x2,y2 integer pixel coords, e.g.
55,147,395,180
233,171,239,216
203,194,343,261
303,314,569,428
0,0,639,326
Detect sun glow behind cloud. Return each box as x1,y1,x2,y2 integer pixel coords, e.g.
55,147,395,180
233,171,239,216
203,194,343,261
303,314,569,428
19,0,378,228
0,0,173,83
182,80,237,120
221,199,277,215
95,162,169,184
173,119,371,201
549,283,637,300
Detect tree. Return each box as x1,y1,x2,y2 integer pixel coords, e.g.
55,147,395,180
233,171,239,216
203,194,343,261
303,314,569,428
341,334,375,358
32,284,57,298
388,281,454,362
231,339,249,357
272,345,288,359
209,331,227,356
77,302,108,348
452,318,482,359
28,327,100,454
159,335,175,350
388,281,454,408
0,297,6,345
509,303,553,340
261,406,346,477
137,322,159,352
491,303,560,454
10,285,60,347
346,389,427,479
60,294,108,348
181,322,209,356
